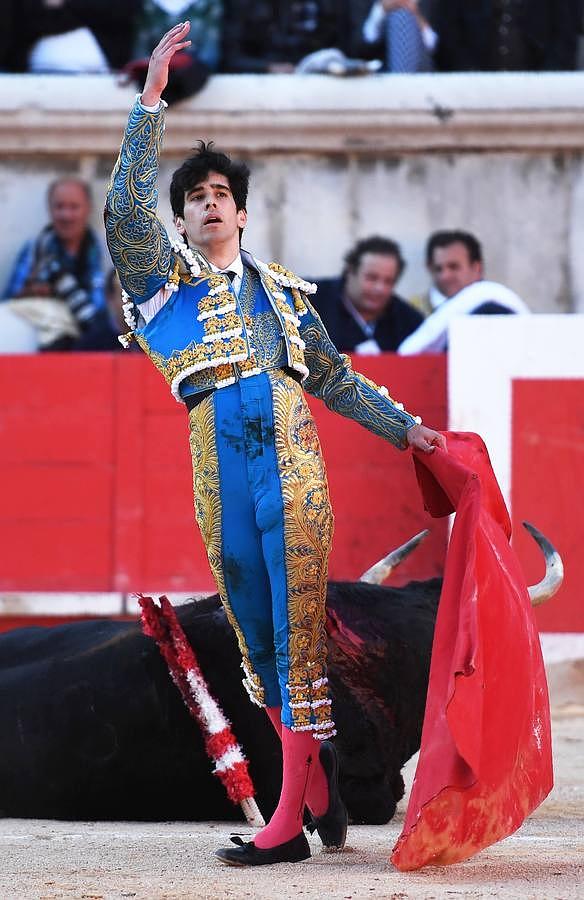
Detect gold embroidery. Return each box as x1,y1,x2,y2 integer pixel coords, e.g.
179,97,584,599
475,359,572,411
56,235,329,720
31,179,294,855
252,271,309,374
234,268,285,377
188,397,265,706
198,288,236,320
202,310,242,343
269,370,335,738
290,287,309,317
137,332,249,399
238,355,261,377
301,318,416,449
139,265,311,399
207,274,228,288
167,258,181,289
290,341,309,377
105,102,172,299
215,363,236,385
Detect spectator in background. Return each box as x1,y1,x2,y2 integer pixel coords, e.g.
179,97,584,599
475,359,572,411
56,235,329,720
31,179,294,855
73,269,129,351
362,0,437,72
2,0,219,103
134,0,222,71
398,229,530,354
221,0,352,73
2,178,106,351
124,0,223,102
431,0,583,72
349,0,387,57
0,0,141,73
314,236,423,353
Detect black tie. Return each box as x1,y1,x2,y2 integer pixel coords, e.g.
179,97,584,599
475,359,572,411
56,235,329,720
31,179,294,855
224,270,237,283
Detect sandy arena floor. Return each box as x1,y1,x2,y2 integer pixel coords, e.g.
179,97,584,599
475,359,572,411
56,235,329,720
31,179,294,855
1,655,582,900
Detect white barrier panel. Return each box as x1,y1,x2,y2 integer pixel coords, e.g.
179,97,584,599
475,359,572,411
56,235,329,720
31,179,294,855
448,315,584,509
0,592,206,617
0,307,38,353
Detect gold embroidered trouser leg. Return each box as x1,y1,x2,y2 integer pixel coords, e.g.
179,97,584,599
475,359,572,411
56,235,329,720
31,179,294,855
187,370,335,738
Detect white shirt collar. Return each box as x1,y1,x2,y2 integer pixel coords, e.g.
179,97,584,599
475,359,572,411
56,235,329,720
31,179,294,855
208,253,244,295
209,253,244,280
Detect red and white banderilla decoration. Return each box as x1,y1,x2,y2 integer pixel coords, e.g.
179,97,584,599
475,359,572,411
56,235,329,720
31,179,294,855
138,594,265,827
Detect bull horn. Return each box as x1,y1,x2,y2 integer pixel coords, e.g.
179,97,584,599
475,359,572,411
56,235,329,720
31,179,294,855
359,529,430,585
524,521,564,606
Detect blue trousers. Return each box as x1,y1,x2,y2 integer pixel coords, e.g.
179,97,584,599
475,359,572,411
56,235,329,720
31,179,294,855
188,369,335,736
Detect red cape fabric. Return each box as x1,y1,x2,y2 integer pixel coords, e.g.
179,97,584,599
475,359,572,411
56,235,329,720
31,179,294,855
391,432,553,871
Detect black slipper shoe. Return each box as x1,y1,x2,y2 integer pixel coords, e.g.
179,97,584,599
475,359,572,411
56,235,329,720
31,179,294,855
306,740,348,850
215,832,311,867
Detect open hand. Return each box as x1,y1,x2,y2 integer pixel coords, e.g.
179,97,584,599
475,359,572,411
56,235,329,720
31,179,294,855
406,424,447,454
142,22,192,107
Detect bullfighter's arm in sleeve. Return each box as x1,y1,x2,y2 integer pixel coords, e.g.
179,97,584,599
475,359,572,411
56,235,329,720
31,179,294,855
299,297,421,450
104,99,172,303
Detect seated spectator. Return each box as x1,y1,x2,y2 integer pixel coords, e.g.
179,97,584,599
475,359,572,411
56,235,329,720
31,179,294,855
362,0,437,72
73,269,127,351
431,0,582,72
2,177,106,351
349,0,388,57
221,0,352,74
124,0,222,103
398,229,529,354
314,236,423,353
1,0,141,73
2,1,216,103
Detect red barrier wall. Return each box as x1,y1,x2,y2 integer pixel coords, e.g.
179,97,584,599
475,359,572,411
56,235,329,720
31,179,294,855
512,379,583,633
0,354,447,594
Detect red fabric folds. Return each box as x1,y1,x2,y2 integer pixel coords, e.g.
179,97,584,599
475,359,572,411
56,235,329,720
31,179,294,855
391,432,553,871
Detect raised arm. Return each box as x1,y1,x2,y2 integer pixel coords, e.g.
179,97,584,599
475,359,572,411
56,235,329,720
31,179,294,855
300,297,446,453
104,23,192,302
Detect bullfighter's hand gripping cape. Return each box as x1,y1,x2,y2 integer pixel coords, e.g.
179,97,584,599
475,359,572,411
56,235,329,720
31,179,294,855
392,432,553,871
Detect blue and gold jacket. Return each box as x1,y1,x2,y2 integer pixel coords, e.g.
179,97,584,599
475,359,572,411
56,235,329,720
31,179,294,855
105,99,420,449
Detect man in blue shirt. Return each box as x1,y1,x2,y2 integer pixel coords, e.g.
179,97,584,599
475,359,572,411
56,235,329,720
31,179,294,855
3,178,105,349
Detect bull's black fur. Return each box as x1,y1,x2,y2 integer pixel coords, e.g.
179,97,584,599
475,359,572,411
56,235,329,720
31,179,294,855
0,578,441,824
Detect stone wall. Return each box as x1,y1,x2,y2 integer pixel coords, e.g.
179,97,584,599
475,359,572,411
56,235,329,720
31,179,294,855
2,72,584,312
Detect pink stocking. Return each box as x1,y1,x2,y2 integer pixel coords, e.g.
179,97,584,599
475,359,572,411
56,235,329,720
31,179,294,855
255,726,318,848
264,707,329,822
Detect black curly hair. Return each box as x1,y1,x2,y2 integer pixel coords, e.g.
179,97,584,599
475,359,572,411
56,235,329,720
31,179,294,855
343,236,405,279
170,141,250,217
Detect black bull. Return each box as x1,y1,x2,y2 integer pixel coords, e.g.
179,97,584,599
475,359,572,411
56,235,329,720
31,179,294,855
0,578,443,824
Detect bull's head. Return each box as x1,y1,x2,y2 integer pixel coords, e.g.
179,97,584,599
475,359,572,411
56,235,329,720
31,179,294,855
358,521,564,603
323,522,562,824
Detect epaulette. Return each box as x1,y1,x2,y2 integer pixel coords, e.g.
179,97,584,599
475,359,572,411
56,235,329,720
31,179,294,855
256,260,317,296
169,239,209,281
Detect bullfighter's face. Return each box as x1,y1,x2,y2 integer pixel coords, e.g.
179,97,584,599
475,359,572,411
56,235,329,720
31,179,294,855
175,171,247,263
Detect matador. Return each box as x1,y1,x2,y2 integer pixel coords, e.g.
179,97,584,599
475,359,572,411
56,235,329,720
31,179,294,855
105,22,446,867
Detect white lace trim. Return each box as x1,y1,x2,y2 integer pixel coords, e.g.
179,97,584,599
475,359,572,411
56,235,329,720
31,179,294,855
197,302,236,321
170,353,248,401
256,259,317,295
202,327,242,344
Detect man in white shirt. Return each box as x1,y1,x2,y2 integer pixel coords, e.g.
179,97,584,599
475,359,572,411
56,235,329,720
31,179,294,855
362,0,437,71
398,230,529,354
